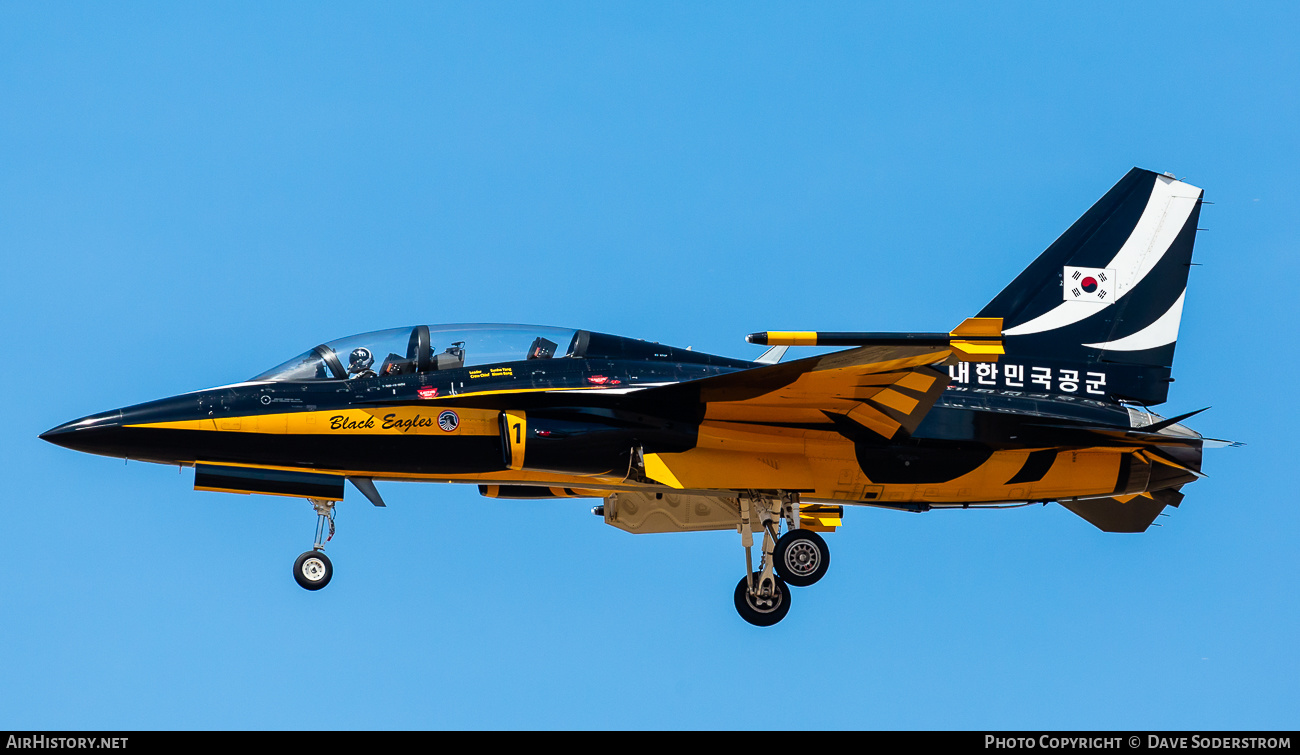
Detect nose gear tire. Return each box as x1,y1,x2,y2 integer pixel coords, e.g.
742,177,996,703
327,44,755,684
294,550,333,591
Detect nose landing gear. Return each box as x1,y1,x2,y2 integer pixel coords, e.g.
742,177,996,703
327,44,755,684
294,498,337,591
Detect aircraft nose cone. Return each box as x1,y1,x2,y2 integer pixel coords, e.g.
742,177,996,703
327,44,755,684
40,410,125,453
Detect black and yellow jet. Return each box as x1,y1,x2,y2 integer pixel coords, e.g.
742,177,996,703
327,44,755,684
41,168,1226,626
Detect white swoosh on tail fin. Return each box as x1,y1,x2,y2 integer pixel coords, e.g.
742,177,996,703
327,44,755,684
1083,289,1186,351
1003,175,1200,337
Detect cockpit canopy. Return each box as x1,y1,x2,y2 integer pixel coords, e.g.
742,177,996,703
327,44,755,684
252,324,580,382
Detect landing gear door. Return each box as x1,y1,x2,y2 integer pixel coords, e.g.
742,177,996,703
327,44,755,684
500,411,527,470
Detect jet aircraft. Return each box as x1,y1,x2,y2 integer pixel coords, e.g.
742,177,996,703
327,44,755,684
42,168,1225,626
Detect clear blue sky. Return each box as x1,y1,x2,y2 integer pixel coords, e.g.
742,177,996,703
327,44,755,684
3,2,1296,729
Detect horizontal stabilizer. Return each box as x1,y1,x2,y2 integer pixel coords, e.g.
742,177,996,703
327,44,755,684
1060,488,1185,532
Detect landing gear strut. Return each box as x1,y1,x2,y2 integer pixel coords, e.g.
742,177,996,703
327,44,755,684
293,498,336,591
733,492,829,626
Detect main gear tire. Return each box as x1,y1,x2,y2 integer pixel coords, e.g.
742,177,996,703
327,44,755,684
774,529,829,587
733,571,791,627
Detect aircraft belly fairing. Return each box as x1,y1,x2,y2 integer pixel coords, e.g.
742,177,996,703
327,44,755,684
41,168,1229,626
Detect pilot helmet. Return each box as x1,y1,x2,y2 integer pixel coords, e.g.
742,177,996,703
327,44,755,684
349,347,374,373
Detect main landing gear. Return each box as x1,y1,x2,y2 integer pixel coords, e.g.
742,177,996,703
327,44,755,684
293,498,336,591
734,492,830,626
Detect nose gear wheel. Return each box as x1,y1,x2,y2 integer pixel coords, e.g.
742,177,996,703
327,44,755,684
294,550,333,591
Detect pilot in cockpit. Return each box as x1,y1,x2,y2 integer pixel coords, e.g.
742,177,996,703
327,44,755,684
348,347,378,379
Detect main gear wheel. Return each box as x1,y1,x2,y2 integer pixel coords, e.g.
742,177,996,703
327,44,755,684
774,529,830,587
733,571,791,627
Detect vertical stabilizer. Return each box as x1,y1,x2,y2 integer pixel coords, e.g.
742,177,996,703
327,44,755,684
976,169,1203,405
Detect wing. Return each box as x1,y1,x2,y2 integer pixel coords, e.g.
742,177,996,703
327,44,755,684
639,343,956,441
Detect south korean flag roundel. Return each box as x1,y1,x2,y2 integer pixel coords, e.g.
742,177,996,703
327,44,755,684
1063,266,1115,303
